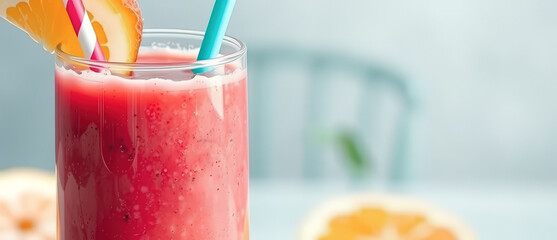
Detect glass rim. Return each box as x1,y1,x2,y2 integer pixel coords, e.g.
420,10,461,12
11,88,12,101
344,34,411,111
54,29,247,70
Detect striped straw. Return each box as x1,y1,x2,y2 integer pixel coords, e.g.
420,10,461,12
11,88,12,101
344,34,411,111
62,0,106,63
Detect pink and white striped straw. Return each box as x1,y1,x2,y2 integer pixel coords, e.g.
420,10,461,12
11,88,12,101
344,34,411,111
62,0,106,63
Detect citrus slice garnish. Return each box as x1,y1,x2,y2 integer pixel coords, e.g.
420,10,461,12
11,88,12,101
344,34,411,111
300,194,475,240
0,0,143,62
0,168,56,240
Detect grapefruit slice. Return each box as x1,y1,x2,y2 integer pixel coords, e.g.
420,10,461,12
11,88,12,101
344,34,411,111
0,0,143,62
300,194,475,240
0,168,56,240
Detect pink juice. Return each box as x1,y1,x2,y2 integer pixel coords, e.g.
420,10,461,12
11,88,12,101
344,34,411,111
55,50,249,240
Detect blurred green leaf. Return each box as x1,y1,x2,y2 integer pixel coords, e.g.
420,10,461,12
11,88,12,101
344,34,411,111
310,127,373,178
336,131,371,178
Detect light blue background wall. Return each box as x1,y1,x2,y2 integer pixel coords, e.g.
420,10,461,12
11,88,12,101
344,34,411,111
0,0,556,181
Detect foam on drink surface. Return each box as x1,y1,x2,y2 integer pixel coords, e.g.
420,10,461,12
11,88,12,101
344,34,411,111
55,48,246,91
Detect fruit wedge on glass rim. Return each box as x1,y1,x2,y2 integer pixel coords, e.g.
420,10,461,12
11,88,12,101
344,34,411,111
0,0,143,62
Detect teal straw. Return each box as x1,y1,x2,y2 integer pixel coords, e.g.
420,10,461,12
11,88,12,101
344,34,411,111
194,0,237,74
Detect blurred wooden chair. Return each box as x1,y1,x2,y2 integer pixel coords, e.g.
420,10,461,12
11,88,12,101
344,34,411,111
248,47,415,182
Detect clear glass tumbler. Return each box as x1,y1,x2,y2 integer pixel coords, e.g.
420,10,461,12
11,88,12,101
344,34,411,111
55,29,249,240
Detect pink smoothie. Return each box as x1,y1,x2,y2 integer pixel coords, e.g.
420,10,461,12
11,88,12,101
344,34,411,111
55,50,249,240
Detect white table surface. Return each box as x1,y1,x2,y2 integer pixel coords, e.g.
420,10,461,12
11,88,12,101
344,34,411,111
250,180,557,240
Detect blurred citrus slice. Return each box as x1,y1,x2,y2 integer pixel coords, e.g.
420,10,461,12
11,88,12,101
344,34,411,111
0,168,56,240
0,0,143,62
300,194,475,240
